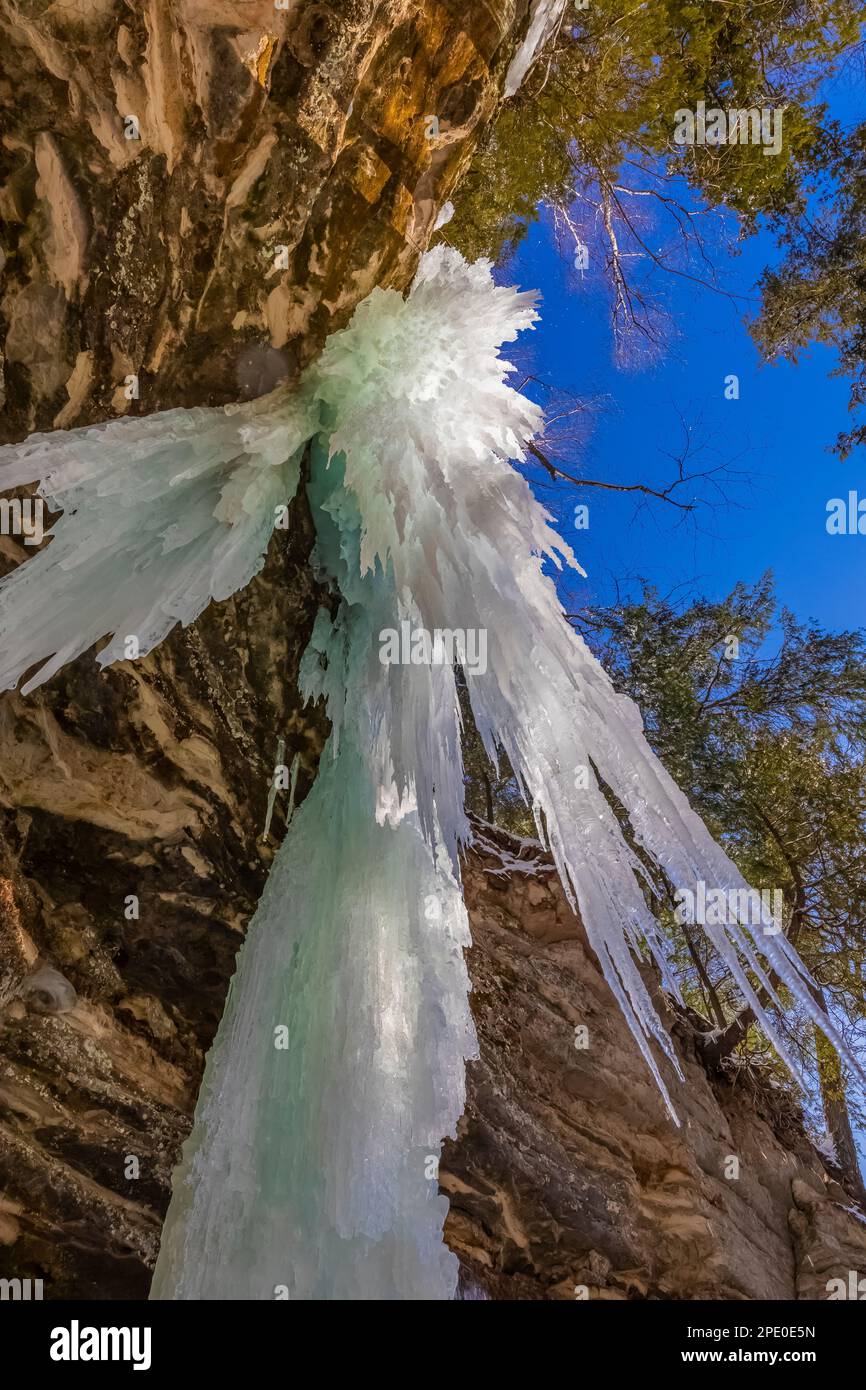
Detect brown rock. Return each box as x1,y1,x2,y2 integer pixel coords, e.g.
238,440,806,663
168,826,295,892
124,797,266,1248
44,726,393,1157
441,827,866,1301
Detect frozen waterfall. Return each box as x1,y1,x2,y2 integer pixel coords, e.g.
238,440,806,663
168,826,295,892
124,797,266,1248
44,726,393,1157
0,247,859,1299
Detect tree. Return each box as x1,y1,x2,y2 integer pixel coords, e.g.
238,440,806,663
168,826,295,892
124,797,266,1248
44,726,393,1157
446,1,862,358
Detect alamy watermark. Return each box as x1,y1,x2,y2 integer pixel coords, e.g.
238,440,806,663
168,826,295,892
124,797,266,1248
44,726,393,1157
826,492,866,534
826,1270,866,1300
50,1320,152,1370
674,881,783,935
379,621,487,676
0,496,44,546
0,1276,43,1299
673,100,783,157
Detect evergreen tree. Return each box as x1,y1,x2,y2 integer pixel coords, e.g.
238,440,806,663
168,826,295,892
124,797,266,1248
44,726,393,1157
448,0,860,261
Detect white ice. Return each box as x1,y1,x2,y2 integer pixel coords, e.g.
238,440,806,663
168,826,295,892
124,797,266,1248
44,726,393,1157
0,391,315,692
503,0,568,98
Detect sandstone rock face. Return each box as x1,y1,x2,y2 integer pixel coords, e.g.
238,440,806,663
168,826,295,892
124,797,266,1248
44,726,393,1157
442,826,866,1301
0,505,328,1297
3,813,864,1299
0,0,521,436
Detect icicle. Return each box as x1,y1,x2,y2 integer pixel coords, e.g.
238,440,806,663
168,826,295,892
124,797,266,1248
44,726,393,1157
503,0,568,99
262,738,286,843
151,737,475,1299
307,245,865,1119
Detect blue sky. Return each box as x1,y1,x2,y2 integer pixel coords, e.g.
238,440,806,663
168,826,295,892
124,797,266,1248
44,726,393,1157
503,68,863,636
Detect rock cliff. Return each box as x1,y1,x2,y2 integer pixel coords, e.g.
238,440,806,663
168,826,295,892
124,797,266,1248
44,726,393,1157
446,826,866,1300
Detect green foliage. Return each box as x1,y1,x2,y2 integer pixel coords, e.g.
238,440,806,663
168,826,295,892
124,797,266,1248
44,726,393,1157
446,0,860,263
445,105,574,264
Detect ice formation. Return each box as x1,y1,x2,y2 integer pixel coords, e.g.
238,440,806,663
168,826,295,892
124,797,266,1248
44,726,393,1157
503,0,569,98
0,392,315,693
0,246,861,1299
150,704,475,1298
